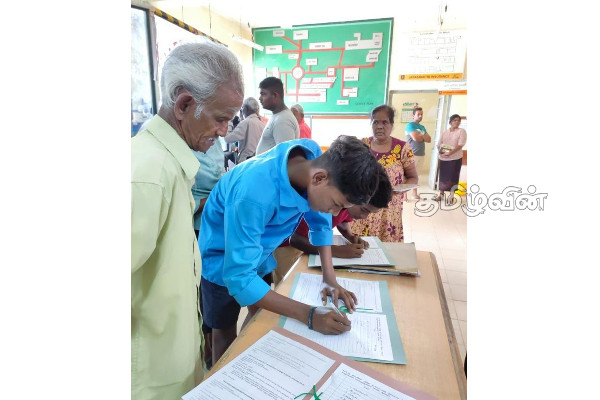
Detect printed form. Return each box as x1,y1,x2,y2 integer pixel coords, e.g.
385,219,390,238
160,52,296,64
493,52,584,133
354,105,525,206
311,248,392,267
283,312,394,361
333,235,381,249
290,273,383,313
182,330,335,400
318,363,416,400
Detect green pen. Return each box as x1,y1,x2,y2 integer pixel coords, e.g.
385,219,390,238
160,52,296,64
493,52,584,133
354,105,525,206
339,305,373,313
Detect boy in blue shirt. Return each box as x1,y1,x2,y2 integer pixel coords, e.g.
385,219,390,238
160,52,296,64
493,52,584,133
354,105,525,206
200,135,380,363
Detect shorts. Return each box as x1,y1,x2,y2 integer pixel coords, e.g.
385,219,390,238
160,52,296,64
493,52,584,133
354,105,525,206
200,273,273,329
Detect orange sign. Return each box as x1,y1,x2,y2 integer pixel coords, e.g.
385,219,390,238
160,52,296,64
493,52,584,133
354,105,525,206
399,73,463,80
438,89,467,95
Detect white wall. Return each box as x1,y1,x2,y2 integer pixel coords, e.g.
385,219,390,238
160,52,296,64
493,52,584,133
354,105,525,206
146,2,256,100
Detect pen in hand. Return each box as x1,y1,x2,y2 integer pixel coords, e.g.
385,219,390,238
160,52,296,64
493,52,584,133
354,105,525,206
328,300,344,318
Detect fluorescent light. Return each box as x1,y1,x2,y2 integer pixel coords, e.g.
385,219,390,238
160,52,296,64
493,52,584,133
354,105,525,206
231,34,263,51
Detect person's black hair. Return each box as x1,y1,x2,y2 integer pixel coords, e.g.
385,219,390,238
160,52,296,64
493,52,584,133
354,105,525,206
449,114,461,123
259,77,284,97
312,135,379,205
412,107,423,115
371,104,395,125
369,163,393,209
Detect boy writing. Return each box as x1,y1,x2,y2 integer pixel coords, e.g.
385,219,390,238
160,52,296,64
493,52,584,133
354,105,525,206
200,136,380,363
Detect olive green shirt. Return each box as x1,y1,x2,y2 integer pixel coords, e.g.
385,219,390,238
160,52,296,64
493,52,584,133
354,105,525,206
131,115,204,400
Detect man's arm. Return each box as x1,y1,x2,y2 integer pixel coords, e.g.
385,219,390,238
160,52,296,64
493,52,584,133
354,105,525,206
131,183,166,273
408,129,431,143
317,246,357,310
224,119,248,143
337,221,369,249
289,232,364,258
255,290,350,334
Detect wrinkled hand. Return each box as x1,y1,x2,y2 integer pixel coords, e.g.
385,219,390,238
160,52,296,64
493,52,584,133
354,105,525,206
332,243,364,258
320,279,358,312
311,306,351,334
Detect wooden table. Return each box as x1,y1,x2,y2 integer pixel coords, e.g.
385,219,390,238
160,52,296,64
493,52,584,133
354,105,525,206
209,245,467,399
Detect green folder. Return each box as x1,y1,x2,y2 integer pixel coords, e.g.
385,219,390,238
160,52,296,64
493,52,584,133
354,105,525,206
279,273,407,365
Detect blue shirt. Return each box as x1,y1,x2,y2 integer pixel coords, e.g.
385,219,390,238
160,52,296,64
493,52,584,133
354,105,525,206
191,144,225,231
200,139,333,306
405,121,427,156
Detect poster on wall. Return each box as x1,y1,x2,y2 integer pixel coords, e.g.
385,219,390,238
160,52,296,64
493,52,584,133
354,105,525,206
401,101,419,123
253,18,393,115
396,30,466,80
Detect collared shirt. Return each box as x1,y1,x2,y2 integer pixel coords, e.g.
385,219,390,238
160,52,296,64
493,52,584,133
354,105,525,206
438,128,467,161
191,143,225,230
131,115,203,400
224,114,266,162
298,119,312,139
200,139,333,306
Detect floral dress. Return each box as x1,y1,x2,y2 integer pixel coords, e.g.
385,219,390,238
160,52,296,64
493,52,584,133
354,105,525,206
351,136,415,242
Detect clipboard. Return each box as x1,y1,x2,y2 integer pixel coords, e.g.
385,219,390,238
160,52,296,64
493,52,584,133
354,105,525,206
280,273,407,365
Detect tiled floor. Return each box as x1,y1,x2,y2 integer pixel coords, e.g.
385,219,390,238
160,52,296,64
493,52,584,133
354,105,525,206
238,173,468,363
403,174,467,364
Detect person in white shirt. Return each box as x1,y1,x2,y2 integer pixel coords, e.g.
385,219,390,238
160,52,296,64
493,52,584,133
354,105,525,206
255,77,300,155
224,97,266,162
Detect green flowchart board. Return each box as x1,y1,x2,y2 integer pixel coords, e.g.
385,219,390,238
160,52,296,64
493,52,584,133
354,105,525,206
252,18,393,115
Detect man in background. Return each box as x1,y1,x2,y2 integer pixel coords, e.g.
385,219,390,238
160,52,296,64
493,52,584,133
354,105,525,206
405,107,431,201
291,103,312,139
255,77,300,155
131,42,243,400
224,97,266,162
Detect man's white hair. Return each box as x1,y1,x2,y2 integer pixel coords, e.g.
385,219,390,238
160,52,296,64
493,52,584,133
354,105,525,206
242,97,260,116
160,41,244,113
290,104,304,115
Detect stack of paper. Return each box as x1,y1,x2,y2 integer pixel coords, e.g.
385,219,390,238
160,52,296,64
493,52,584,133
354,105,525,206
308,236,420,276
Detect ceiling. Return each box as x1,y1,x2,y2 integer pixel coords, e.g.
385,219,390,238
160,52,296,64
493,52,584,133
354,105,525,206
149,0,467,33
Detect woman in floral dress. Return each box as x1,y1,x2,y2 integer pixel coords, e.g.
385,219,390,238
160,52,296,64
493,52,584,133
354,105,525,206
351,105,418,242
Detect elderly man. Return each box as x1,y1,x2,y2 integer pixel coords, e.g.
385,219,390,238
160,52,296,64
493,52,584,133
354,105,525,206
290,103,312,139
224,97,266,162
255,77,300,155
131,42,243,400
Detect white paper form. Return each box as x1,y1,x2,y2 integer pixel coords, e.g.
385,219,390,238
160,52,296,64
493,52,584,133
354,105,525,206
318,363,416,400
283,312,394,361
182,330,335,400
312,248,392,267
363,236,381,249
290,273,382,313
333,235,380,249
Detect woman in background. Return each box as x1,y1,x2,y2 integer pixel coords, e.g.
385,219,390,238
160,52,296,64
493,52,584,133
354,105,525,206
351,105,418,242
435,114,467,203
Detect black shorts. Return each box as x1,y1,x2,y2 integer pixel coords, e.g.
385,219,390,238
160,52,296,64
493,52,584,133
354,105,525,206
200,273,273,329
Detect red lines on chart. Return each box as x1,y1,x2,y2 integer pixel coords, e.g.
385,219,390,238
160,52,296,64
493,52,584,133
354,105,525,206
271,34,376,102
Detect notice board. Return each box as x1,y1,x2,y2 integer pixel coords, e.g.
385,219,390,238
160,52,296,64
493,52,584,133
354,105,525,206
252,18,393,115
